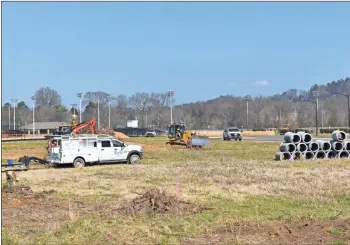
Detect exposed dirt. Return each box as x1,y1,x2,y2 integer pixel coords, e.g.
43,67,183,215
183,219,350,245
141,144,168,151
1,184,116,230
123,188,209,215
2,149,47,161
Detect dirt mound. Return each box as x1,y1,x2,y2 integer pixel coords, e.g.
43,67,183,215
114,131,130,139
124,188,209,215
183,219,350,245
96,128,116,136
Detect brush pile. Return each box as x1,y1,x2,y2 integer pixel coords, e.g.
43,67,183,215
275,130,349,161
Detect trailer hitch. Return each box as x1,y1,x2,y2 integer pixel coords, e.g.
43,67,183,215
2,156,49,170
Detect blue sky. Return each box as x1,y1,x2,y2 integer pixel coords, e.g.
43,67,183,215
2,2,350,107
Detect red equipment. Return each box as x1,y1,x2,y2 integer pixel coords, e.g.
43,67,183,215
72,118,96,135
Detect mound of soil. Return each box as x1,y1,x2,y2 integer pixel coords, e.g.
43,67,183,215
183,219,350,245
114,131,130,139
124,188,209,215
96,128,116,136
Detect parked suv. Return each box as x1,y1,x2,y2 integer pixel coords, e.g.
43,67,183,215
223,127,242,141
145,129,156,137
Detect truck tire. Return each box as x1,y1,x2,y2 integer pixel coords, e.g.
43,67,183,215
128,154,141,164
73,157,85,168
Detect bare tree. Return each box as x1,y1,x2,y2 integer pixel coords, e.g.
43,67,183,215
33,87,62,107
82,91,112,108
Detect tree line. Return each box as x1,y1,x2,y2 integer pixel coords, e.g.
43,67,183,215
1,77,349,130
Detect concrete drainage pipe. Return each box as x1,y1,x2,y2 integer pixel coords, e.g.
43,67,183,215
308,142,319,152
337,150,349,159
303,151,315,160
284,132,301,144
279,143,296,153
297,131,312,144
332,130,347,142
315,140,331,151
326,151,338,159
314,151,327,160
292,151,303,160
296,143,308,152
343,141,350,151
275,152,293,161
330,141,344,151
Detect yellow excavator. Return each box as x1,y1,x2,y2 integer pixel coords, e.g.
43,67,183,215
166,122,209,148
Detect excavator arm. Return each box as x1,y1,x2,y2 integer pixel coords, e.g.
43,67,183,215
72,118,96,135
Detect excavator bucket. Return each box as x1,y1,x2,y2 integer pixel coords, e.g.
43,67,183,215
191,136,209,147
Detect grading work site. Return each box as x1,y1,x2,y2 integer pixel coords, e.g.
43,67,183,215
2,138,350,245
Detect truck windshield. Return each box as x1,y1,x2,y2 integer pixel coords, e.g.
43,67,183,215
112,140,124,147
228,128,239,132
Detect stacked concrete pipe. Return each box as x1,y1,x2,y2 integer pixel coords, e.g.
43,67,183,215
275,130,349,161
331,130,349,159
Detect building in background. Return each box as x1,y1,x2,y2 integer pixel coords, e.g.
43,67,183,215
20,122,70,134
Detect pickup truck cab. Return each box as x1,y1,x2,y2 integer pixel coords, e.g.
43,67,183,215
47,134,143,167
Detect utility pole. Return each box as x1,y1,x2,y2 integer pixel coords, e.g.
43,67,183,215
32,97,35,135
244,95,249,129
312,90,320,136
8,104,10,130
71,104,77,115
168,90,174,124
301,90,320,136
107,96,111,129
97,98,100,129
77,93,82,123
333,92,350,131
10,99,18,131
348,94,350,130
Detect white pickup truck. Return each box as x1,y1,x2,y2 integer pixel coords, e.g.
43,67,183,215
47,134,143,168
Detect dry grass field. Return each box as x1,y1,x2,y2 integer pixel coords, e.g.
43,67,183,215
1,137,350,245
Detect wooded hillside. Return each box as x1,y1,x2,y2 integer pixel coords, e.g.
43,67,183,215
2,77,349,130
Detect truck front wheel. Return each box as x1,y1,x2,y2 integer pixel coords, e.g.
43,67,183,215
128,154,141,164
73,157,85,168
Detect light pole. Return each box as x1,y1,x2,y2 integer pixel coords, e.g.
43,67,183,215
97,98,100,129
244,95,249,129
168,90,174,124
333,91,350,130
10,99,18,131
107,96,111,129
8,104,10,130
77,93,82,123
32,97,35,135
71,104,77,115
303,91,320,136
312,91,320,136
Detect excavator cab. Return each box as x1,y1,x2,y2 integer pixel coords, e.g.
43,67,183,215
168,123,185,140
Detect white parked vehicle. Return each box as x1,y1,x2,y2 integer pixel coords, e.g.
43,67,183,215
145,129,156,137
46,134,143,168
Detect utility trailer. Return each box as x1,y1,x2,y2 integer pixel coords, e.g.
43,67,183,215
1,156,48,171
